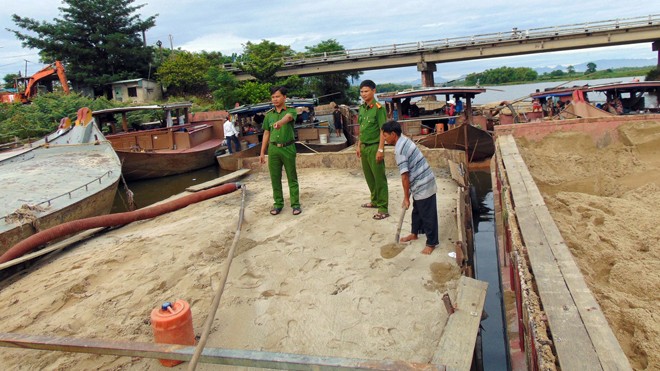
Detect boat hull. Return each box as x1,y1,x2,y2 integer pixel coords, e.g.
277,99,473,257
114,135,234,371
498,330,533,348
216,144,261,171
0,122,122,255
0,180,119,255
118,138,223,180
417,124,495,162
295,141,347,153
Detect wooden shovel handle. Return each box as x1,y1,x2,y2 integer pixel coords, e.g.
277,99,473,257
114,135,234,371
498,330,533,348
395,205,406,244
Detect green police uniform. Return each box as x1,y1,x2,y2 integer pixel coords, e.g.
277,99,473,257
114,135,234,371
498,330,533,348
263,106,299,209
358,101,388,214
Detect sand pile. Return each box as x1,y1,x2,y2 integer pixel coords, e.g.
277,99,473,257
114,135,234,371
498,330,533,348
0,166,462,370
517,120,660,370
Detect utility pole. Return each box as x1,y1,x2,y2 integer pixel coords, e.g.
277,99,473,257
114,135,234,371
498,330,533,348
169,34,174,51
24,60,28,78
142,30,147,47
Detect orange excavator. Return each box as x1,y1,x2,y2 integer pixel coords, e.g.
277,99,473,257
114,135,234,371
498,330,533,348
1,61,70,104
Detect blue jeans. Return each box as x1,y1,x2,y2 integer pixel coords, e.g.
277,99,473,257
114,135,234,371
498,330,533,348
226,135,241,154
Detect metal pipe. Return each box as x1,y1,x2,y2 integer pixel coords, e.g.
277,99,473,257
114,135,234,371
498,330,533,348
0,332,444,370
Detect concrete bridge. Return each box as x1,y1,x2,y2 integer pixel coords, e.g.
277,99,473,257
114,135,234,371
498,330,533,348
227,14,660,86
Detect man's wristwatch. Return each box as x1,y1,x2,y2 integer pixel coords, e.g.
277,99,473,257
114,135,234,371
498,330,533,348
377,148,384,153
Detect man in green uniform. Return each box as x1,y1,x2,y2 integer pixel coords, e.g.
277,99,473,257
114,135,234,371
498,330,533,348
259,86,301,216
357,80,389,220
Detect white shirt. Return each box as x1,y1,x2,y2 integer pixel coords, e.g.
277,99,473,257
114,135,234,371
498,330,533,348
223,120,238,137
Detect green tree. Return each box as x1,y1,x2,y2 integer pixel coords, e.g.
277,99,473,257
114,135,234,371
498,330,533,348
0,92,118,141
646,67,660,81
156,51,211,97
233,81,271,104
465,66,537,85
3,74,20,89
550,69,565,77
279,75,313,98
238,40,294,82
303,39,362,104
567,65,575,74
206,66,240,108
8,0,157,95
585,62,597,74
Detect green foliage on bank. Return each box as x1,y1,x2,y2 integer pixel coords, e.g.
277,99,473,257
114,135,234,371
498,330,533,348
0,93,118,142
455,65,657,86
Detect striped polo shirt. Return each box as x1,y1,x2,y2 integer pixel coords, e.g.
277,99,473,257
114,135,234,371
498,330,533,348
394,135,437,200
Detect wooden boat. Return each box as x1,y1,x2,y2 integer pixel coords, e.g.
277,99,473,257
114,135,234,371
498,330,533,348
295,122,348,153
226,98,347,157
92,102,225,180
0,108,121,255
382,87,494,161
529,80,660,116
416,123,495,162
216,142,261,171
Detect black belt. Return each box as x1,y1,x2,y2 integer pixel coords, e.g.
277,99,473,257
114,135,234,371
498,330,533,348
361,142,378,146
270,140,294,147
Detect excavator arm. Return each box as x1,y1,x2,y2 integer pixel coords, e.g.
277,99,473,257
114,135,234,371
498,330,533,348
23,61,70,100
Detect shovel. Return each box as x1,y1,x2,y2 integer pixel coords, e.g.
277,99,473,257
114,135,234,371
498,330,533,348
394,205,407,244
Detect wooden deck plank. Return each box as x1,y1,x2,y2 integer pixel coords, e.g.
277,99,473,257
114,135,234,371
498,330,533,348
448,160,466,187
499,136,603,370
506,135,630,369
185,169,250,192
499,135,631,370
433,276,488,370
533,207,631,370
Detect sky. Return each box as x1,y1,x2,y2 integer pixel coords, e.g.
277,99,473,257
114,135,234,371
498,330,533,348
1,1,659,83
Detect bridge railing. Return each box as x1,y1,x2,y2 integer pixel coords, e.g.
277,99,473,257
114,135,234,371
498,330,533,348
223,14,659,73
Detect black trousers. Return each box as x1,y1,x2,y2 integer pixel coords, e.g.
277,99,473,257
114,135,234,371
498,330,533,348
411,193,439,247
226,135,241,153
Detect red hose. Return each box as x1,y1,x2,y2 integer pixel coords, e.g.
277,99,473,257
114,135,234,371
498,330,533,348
0,183,240,264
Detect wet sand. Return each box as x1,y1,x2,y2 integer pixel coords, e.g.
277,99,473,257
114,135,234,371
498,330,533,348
517,120,660,370
0,166,462,370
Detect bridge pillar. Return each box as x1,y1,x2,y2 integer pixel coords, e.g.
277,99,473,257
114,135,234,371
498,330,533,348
654,41,660,67
417,62,436,88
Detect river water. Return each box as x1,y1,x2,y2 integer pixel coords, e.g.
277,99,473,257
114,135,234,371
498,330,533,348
471,170,508,371
472,76,645,104
111,165,231,212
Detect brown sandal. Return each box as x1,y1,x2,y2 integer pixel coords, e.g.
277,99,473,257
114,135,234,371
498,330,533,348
373,212,390,220
361,203,377,208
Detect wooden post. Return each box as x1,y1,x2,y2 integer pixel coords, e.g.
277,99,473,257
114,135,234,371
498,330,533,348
121,112,128,132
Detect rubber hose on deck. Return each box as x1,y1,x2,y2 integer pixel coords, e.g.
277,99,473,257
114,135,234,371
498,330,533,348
0,183,240,264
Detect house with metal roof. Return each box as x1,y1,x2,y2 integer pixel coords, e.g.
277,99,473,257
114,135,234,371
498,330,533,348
109,78,162,103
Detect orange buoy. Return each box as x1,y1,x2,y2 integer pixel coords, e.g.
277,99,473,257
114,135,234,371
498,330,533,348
151,300,196,367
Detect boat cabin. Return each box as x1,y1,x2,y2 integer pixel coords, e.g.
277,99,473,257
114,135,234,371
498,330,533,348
92,102,223,153
530,81,660,114
381,87,487,135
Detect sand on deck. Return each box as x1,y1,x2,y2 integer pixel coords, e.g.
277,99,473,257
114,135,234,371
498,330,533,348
516,120,660,370
0,164,463,370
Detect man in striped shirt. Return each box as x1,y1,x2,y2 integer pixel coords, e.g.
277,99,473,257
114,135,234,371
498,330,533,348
382,120,439,255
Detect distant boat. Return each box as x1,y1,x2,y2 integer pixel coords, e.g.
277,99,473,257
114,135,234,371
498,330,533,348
92,102,225,180
0,108,121,255
529,80,660,116
381,87,495,161
218,99,347,168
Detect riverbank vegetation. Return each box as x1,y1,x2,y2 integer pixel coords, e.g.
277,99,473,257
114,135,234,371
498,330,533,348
373,65,657,93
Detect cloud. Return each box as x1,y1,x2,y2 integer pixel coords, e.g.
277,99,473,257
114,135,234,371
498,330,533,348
1,1,659,81
178,33,249,54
